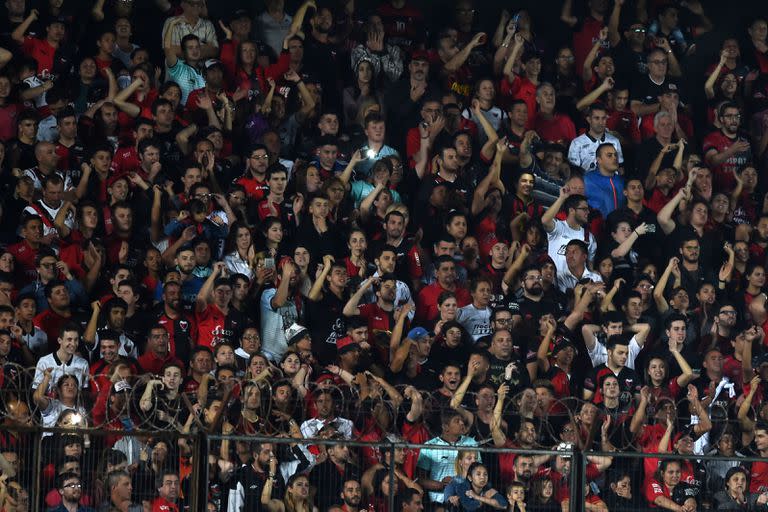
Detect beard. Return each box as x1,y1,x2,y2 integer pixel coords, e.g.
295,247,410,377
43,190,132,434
527,284,543,296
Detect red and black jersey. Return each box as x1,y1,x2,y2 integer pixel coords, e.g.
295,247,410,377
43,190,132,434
358,302,395,364
702,130,752,190
156,311,197,363
195,303,240,349
376,2,425,50
584,364,641,404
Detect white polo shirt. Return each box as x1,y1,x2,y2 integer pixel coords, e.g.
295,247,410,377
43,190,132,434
546,219,597,277
568,131,624,172
32,351,90,392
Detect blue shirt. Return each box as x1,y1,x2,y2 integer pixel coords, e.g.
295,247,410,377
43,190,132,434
352,144,400,178
416,436,479,504
584,170,626,218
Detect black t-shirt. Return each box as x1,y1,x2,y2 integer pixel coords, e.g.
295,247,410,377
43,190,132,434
613,40,647,80
306,291,347,365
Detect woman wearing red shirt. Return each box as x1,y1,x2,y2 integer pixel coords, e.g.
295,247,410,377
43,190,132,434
644,459,697,510
222,40,291,100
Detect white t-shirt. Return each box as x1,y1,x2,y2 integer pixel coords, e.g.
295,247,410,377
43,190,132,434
32,352,90,393
456,304,492,341
546,219,597,276
586,334,643,370
260,287,298,362
567,132,624,172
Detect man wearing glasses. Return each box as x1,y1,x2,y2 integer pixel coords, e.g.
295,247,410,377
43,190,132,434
542,187,597,279
152,471,182,511
51,472,92,512
703,102,753,190
630,47,682,117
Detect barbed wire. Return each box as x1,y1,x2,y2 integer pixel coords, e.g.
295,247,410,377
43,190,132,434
0,365,754,455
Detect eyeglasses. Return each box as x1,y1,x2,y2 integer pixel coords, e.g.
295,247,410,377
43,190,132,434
574,206,590,211
63,483,82,489
40,262,56,268
637,284,654,290
632,28,647,33
649,59,668,65
719,310,737,316
250,154,269,160
722,114,741,120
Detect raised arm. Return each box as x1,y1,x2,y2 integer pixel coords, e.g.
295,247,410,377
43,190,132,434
669,339,694,388
164,17,182,68
535,317,557,374
687,385,712,437
471,100,500,160
737,375,760,433
307,254,334,301
542,186,570,232
33,368,53,409
630,386,650,435
611,223,647,258
576,76,615,111
607,0,623,47
11,9,37,44
582,28,608,83
337,149,364,187
196,261,224,313
653,257,678,314
657,187,687,234
83,300,101,346
491,382,509,447
645,144,675,190
342,277,376,317
388,303,411,371
502,33,525,80
472,139,506,216
444,32,486,73
705,51,728,99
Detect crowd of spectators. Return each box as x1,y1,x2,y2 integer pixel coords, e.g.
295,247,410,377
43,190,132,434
2,0,768,510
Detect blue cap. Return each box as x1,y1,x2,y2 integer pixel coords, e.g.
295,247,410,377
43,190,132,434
407,327,430,340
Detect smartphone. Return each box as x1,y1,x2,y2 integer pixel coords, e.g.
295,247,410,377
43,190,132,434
264,258,275,270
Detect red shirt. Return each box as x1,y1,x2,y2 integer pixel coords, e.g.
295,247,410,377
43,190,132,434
151,496,179,512
195,303,229,349
640,111,694,140
344,257,363,279
702,130,752,190
415,283,471,323
33,309,73,353
723,355,743,387
533,113,576,146
500,75,537,127
0,103,20,142
7,240,39,285
607,109,641,145
358,302,395,363
644,478,672,508
21,37,57,75
573,16,608,72
235,175,269,201
138,351,184,375
750,459,768,493
111,146,140,176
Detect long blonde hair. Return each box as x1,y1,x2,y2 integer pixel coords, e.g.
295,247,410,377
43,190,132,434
454,449,479,477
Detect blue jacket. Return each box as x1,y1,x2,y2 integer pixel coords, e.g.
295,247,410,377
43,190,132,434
584,170,626,218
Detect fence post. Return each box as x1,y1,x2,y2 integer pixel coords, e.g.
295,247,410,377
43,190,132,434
388,441,396,512
191,431,206,512
570,446,580,512
31,430,42,509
